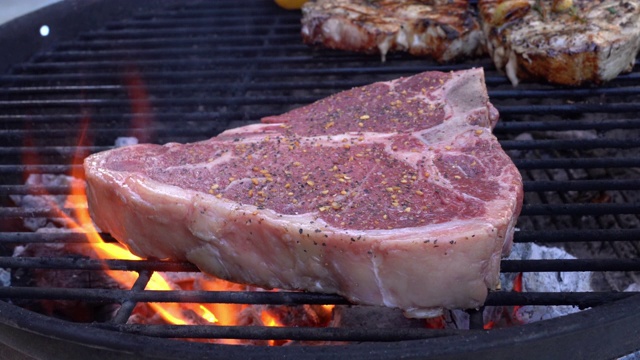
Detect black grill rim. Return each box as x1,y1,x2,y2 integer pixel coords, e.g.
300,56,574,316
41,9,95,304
1,0,640,358
1,295,640,360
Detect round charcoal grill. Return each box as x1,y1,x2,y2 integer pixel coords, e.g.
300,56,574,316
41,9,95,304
1,1,640,359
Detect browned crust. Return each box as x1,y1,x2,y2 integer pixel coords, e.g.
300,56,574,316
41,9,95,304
301,0,485,62
478,0,640,86
513,48,600,86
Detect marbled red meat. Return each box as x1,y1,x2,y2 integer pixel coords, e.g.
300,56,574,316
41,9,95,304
84,68,522,318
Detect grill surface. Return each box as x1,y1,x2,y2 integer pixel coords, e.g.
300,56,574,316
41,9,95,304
1,0,640,359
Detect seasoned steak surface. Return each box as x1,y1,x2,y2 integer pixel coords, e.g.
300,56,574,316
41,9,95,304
85,69,522,318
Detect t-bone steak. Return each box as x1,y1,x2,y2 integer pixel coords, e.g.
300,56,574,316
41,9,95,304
84,68,523,318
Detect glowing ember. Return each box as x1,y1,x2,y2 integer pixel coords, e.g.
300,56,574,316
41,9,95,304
425,315,446,329
483,320,495,330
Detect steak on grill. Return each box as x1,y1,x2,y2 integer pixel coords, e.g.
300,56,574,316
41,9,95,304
478,0,640,85
84,68,523,318
301,0,485,62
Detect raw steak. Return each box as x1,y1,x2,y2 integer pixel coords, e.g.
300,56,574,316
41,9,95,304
84,68,523,318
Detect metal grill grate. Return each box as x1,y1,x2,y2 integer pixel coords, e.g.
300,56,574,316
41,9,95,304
1,0,640,358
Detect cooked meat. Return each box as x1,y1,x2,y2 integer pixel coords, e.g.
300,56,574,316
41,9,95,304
84,69,523,318
301,0,485,62
478,0,640,85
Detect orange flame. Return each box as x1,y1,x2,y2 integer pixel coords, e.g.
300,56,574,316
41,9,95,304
24,119,223,328
512,272,523,318
261,310,285,346
28,111,336,344
71,137,206,325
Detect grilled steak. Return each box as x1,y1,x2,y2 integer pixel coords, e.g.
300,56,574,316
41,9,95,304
478,0,640,85
84,69,523,318
301,0,485,62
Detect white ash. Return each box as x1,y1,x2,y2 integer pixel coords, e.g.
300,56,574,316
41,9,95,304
541,130,598,140
624,282,640,292
0,268,10,287
508,133,533,157
442,243,593,329
619,350,640,360
10,174,85,231
114,137,138,147
506,243,592,323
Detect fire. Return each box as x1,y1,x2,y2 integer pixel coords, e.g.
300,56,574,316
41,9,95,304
513,272,523,293
512,272,524,318
485,272,524,329
261,310,285,346
262,311,282,327
23,120,226,329
21,113,336,345
321,304,335,312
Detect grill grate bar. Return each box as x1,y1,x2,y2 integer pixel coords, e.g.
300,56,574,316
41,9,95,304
0,165,82,174
32,47,391,62
109,270,153,325
0,147,110,156
96,324,462,342
522,179,640,192
50,33,303,51
0,257,199,272
500,259,640,272
1,286,636,309
514,229,640,243
79,24,301,40
52,41,307,53
0,114,235,124
0,287,350,306
0,232,114,244
498,103,640,115
0,185,83,196
521,203,640,216
483,292,639,308
513,157,640,169
2,257,640,273
500,138,640,150
494,119,640,132
100,17,299,30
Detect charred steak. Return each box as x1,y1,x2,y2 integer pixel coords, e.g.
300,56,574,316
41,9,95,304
301,0,485,62
84,69,523,318
478,0,640,85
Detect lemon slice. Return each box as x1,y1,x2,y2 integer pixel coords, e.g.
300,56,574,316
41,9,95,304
275,0,309,10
